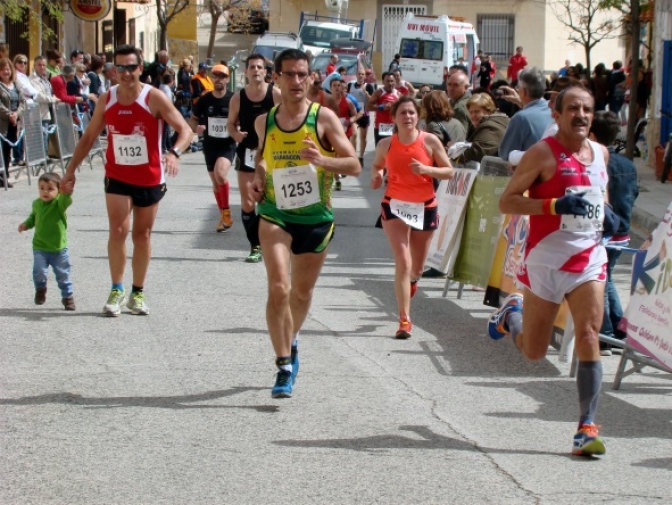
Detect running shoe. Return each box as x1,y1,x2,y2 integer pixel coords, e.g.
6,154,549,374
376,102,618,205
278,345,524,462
572,423,606,456
395,317,412,339
271,370,293,398
487,293,523,340
245,246,262,263
217,209,233,232
127,291,149,315
290,344,299,385
335,180,342,191
103,289,126,317
410,280,418,298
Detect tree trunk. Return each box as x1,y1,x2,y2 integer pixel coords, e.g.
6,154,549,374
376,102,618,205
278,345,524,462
585,44,591,78
207,14,221,59
158,23,168,51
625,0,640,160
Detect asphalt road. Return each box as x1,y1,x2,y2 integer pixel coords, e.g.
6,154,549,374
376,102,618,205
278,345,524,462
1,149,671,504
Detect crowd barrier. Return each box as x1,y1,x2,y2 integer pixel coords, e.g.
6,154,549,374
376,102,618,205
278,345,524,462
1,128,26,190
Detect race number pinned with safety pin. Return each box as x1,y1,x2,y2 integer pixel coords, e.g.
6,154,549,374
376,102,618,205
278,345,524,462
273,164,320,210
244,148,256,169
560,185,605,232
379,123,394,136
114,134,149,165
208,117,229,138
390,199,424,230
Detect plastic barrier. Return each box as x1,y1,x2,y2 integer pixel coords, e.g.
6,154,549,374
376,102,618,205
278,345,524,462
48,103,78,174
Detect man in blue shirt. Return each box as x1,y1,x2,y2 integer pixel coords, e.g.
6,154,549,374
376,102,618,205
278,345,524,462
498,67,553,162
589,111,639,354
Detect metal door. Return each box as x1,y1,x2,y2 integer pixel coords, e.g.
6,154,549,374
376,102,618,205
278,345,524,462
382,4,427,74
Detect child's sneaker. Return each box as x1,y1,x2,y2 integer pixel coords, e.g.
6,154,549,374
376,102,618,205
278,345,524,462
572,423,606,456
62,296,76,311
487,293,523,340
35,287,47,305
127,291,149,315
103,289,126,317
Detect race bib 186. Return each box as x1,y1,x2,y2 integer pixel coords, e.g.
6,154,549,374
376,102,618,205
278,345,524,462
208,117,229,138
560,185,605,232
272,164,320,210
390,199,424,230
114,134,149,166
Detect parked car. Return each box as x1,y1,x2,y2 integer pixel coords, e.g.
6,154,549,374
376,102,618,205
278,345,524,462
311,51,376,84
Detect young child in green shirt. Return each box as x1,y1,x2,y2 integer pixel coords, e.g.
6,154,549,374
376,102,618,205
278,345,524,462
18,172,76,310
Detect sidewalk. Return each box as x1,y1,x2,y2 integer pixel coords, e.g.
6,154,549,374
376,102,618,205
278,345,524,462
631,157,672,237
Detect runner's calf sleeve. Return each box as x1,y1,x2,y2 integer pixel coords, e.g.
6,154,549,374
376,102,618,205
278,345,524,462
577,361,603,425
218,182,230,209
241,210,260,247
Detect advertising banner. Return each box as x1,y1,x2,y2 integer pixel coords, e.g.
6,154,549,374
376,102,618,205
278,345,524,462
621,202,672,372
425,168,477,275
70,0,112,22
451,175,507,287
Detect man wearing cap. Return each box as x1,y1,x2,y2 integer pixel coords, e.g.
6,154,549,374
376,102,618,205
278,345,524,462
227,53,282,262
191,62,214,106
188,64,237,233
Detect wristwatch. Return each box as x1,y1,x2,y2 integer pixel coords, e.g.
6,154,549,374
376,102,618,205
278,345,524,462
168,147,182,158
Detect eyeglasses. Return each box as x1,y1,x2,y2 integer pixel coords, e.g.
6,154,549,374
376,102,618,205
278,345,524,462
212,73,229,79
278,71,310,81
115,64,140,73
419,90,431,95
16,60,27,65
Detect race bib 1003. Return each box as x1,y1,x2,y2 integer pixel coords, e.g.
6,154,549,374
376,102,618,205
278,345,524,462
390,199,424,230
208,117,229,138
114,134,149,166
379,123,394,136
560,185,605,232
272,164,320,210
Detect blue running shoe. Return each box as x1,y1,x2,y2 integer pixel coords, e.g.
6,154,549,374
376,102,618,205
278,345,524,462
272,370,293,398
487,293,523,340
290,345,299,385
572,423,606,456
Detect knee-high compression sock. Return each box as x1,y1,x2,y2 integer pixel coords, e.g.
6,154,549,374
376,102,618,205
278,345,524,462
218,182,230,209
241,210,260,247
577,361,603,426
213,191,222,210
507,311,524,348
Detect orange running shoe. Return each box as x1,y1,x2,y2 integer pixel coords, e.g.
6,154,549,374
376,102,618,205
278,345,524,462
395,317,412,339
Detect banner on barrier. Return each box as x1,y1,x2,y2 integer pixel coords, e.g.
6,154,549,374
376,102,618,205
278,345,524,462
451,175,507,287
622,201,672,372
425,168,477,275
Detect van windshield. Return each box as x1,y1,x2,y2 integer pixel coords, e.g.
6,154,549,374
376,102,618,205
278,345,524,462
399,39,443,61
300,26,353,48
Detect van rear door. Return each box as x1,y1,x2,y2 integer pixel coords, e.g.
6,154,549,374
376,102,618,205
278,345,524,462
398,37,445,88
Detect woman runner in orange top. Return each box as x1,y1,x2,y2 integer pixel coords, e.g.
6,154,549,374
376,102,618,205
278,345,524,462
370,96,454,339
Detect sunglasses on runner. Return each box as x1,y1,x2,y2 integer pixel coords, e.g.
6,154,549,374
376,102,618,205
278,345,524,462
116,64,140,73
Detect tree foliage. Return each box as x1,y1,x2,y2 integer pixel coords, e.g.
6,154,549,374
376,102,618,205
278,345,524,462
550,0,623,71
202,0,263,60
157,0,192,51
3,0,63,43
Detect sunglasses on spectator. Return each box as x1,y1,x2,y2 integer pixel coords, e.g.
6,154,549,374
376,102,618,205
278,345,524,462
116,64,140,73
16,60,28,64
212,73,229,79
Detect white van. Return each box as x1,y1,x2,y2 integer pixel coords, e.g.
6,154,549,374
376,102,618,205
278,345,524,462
396,13,479,89
299,21,360,56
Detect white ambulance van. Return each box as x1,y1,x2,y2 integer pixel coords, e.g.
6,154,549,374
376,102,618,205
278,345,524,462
396,13,479,89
